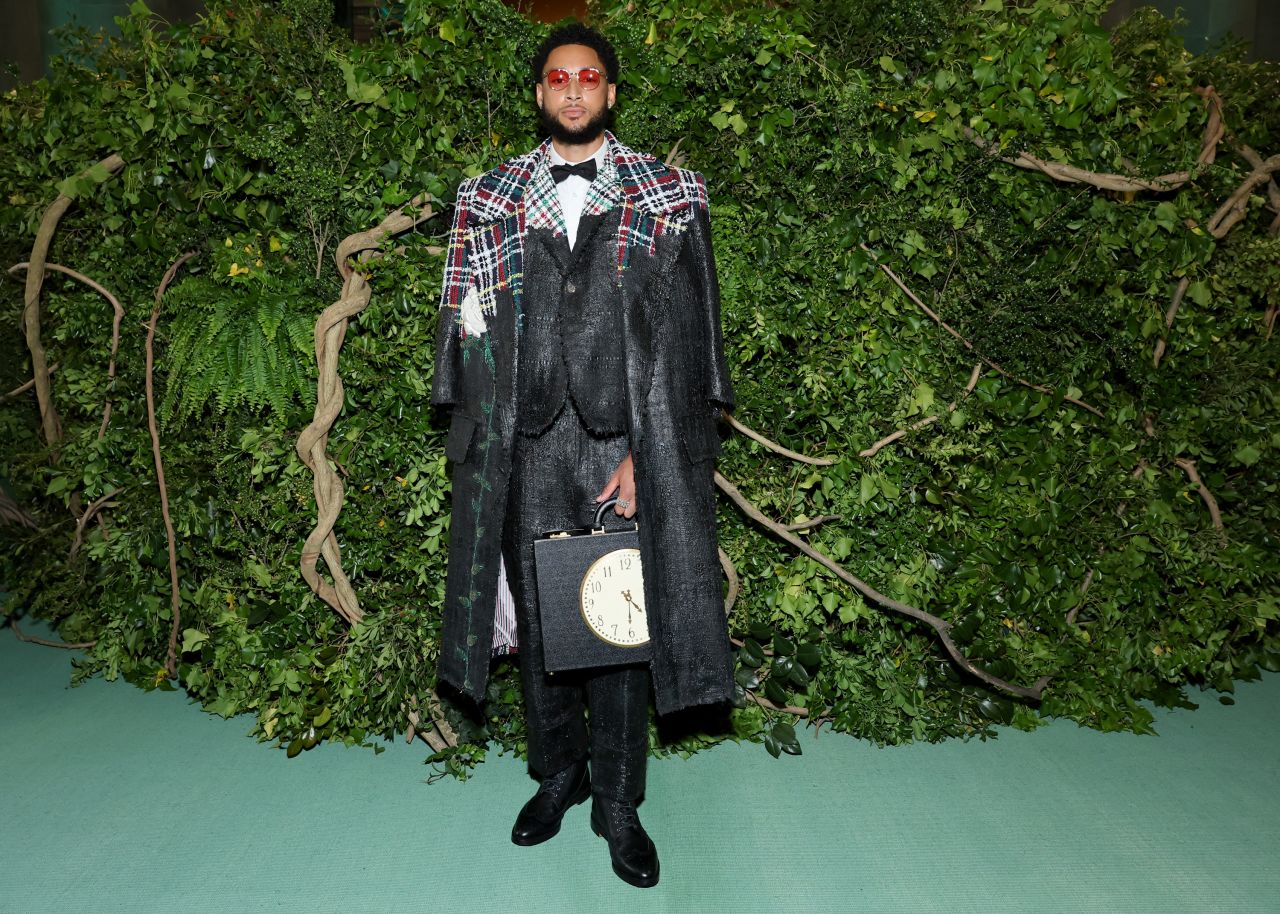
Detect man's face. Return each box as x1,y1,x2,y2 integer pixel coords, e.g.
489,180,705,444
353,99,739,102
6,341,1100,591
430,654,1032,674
536,43,616,145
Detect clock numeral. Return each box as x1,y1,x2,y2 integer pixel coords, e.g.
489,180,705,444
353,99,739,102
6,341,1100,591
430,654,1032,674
590,581,603,594
585,597,594,609
602,565,612,578
620,556,632,570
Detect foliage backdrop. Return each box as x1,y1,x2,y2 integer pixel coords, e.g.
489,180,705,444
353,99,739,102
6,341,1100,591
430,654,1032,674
2,0,1278,771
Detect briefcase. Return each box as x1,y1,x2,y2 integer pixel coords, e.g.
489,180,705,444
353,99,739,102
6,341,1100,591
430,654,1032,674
533,498,651,673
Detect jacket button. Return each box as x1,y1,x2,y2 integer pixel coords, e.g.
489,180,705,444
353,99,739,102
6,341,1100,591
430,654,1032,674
566,282,576,294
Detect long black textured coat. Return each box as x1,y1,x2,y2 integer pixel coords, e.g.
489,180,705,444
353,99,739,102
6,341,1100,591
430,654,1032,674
431,134,734,716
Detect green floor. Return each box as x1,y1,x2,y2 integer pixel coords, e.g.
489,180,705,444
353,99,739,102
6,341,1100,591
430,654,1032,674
3,624,1278,914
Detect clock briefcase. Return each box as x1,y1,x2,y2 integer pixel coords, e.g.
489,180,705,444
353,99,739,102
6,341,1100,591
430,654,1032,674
533,497,651,673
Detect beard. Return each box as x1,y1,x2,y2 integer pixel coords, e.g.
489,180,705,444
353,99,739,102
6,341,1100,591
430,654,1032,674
539,101,612,144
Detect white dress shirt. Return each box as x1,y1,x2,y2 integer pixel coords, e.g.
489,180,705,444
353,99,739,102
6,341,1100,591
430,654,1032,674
548,139,609,250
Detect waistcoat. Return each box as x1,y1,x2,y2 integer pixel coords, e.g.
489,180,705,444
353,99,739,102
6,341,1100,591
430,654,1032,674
516,211,629,436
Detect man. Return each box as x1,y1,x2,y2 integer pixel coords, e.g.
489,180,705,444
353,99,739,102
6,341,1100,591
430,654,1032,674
431,22,733,888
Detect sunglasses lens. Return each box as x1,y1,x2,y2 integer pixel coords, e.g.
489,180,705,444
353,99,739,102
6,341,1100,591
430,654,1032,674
546,69,570,90
579,69,601,89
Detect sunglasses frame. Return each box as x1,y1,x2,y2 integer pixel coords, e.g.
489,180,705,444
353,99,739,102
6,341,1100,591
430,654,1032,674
541,67,605,91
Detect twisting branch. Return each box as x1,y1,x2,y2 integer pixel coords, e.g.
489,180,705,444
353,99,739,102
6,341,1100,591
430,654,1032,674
296,196,440,626
146,252,198,678
1153,277,1191,369
1174,457,1226,540
722,412,836,465
0,489,37,529
9,619,96,650
69,487,121,560
862,245,1103,417
720,523,840,616
402,695,456,752
402,701,448,752
1,363,59,402
1207,151,1280,239
962,86,1222,193
746,689,810,718
424,692,458,746
19,154,126,452
1065,568,1095,627
783,514,841,532
664,137,688,169
715,471,1050,700
718,546,740,615
861,363,982,457
9,263,125,438
1236,145,1280,233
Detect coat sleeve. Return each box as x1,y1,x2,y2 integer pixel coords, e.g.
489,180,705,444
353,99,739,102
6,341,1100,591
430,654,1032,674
431,179,475,408
687,175,734,412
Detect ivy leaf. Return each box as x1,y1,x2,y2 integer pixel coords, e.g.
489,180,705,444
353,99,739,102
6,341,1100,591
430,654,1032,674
1187,280,1211,305
181,629,210,654
1233,444,1261,466
908,382,935,416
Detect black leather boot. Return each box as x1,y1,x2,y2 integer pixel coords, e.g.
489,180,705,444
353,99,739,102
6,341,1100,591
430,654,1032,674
511,758,591,846
590,795,659,888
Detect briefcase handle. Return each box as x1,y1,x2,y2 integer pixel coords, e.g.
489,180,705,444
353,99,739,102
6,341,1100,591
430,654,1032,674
593,497,638,530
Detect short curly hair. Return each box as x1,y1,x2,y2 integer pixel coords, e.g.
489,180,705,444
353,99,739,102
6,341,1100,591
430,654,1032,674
530,22,620,86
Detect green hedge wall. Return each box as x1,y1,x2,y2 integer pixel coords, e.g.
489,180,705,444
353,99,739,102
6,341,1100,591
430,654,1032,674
2,0,1277,772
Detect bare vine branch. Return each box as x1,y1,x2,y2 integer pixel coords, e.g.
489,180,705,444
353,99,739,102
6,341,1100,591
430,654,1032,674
962,86,1222,193
715,471,1050,700
1,363,59,402
9,262,125,438
861,245,1104,417
1065,568,1096,627
403,695,456,752
146,252,197,678
783,514,841,532
19,154,126,452
861,363,982,457
722,412,836,465
718,546,740,615
295,195,440,625
69,487,121,560
746,689,810,718
1236,145,1280,230
1152,277,1190,369
1174,457,1226,540
403,702,449,753
1207,152,1280,239
0,489,37,529
664,137,688,169
9,619,96,650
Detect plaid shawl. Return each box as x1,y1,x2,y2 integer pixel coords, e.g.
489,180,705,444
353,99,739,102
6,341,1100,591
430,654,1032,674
439,132,708,335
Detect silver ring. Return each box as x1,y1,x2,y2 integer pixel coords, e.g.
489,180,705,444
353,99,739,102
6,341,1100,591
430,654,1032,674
616,498,631,509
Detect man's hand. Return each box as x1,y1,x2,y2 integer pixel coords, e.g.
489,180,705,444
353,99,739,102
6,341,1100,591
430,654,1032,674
596,451,636,518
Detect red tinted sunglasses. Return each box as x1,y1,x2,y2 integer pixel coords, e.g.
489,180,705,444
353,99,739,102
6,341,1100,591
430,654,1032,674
542,67,604,91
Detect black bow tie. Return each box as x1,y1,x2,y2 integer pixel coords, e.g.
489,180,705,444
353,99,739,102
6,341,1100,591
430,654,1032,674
550,160,598,184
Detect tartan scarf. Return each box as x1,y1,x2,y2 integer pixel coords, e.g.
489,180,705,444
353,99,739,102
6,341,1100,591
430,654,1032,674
440,132,709,329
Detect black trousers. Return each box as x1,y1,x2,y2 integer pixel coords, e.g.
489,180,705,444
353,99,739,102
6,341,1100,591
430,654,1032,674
502,400,650,802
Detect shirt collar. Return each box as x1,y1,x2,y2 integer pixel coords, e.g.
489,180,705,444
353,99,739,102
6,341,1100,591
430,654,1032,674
547,136,610,169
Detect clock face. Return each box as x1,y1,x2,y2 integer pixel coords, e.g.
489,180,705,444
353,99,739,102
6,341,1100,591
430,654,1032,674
579,548,649,647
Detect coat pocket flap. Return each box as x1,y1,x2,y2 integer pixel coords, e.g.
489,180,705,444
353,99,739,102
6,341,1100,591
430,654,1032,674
445,413,478,463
